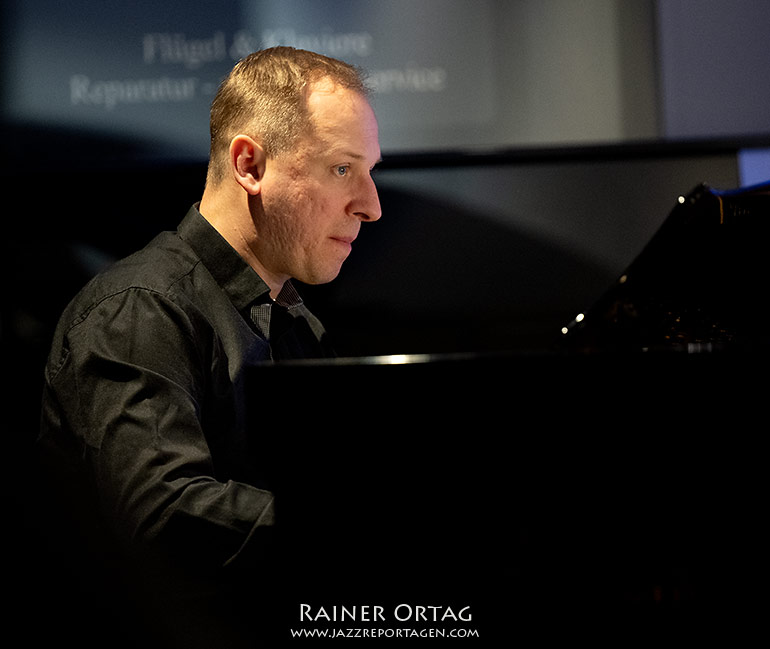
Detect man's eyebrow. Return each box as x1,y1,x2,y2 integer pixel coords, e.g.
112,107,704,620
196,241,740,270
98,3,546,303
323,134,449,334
335,153,383,171
331,150,382,164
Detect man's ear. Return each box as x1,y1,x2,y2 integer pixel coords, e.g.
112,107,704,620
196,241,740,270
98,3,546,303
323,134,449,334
229,135,266,196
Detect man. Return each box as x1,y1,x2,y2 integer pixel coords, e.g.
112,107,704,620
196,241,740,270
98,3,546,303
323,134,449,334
38,47,381,647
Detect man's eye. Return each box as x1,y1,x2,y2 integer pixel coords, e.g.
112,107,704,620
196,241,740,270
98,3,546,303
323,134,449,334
335,165,349,177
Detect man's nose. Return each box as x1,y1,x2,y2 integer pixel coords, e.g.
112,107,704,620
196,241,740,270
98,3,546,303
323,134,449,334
353,174,382,222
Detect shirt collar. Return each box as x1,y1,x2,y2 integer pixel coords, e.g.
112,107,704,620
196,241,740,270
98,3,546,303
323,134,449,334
177,204,302,312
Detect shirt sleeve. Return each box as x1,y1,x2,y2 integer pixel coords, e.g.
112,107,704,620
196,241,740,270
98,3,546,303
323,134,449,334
41,286,274,573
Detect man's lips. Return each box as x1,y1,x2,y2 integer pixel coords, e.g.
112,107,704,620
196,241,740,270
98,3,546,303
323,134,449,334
330,235,357,245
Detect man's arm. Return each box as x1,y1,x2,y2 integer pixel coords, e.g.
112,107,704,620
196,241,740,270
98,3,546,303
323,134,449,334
40,287,273,572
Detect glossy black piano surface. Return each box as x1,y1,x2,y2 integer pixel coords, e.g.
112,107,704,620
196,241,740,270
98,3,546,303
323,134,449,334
246,350,764,642
560,181,770,353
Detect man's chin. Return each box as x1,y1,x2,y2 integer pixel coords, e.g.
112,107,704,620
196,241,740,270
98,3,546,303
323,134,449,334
297,266,344,287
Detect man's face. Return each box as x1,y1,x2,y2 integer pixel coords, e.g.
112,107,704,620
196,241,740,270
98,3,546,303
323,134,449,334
254,80,382,287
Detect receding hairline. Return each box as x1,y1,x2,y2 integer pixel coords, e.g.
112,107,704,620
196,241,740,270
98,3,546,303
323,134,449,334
205,47,372,186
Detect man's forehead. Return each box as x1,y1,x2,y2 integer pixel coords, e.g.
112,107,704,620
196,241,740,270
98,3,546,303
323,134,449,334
304,81,379,153
306,79,370,118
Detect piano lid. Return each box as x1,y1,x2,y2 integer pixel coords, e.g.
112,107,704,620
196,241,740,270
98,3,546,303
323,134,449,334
559,181,770,354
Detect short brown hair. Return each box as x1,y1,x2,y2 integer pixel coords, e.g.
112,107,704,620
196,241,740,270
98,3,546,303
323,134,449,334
206,46,369,185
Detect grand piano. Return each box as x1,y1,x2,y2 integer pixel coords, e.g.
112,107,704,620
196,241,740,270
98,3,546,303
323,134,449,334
248,180,769,640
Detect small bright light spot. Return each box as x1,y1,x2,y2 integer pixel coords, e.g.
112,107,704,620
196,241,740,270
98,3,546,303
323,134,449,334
678,196,686,204
561,327,569,335
575,313,585,323
382,354,411,364
373,354,432,365
619,274,628,284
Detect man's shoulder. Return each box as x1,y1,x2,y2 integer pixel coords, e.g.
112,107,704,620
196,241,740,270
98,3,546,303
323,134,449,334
105,230,200,292
58,230,204,330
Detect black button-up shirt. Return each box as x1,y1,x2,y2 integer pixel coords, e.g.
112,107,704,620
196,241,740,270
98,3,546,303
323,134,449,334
39,205,334,583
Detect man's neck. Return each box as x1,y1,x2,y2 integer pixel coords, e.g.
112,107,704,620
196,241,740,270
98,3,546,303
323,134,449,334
198,188,288,299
